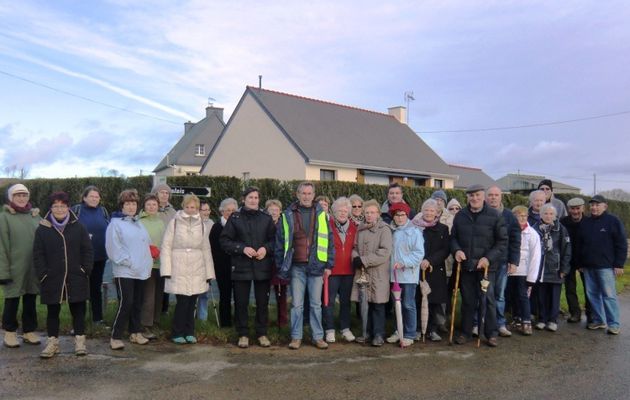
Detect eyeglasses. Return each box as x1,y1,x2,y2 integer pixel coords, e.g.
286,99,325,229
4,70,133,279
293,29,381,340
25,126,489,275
448,207,461,211
352,205,362,209
540,187,551,191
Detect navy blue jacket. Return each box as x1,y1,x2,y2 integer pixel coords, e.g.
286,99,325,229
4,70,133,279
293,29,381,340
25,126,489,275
578,212,627,269
500,207,521,266
72,203,109,261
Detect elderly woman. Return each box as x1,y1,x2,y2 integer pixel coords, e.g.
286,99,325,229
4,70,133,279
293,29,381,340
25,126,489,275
106,189,153,350
267,199,289,327
221,187,275,348
348,194,364,226
323,197,358,343
351,199,392,347
508,206,541,335
0,184,41,348
412,199,450,342
209,197,238,327
385,202,424,348
139,194,166,338
161,194,215,344
534,203,571,332
71,186,110,325
447,199,462,215
34,192,93,358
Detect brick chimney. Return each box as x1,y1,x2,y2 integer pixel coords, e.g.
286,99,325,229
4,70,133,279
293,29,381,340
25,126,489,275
206,106,224,122
388,106,407,124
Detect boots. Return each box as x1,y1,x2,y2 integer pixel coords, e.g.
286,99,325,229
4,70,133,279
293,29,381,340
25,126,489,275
75,335,87,356
40,337,60,358
130,333,149,345
3,331,20,348
23,331,42,345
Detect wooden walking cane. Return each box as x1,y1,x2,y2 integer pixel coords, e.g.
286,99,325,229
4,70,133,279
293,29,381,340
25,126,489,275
449,262,461,344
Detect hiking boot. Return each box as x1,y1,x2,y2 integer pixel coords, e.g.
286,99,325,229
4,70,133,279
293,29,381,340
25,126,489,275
371,336,384,347
498,326,512,337
75,335,87,356
130,333,149,345
535,322,546,330
110,338,125,350
400,338,414,348
487,337,498,347
40,337,59,358
454,335,468,345
258,336,271,347
23,331,41,345
238,336,249,348
185,336,197,344
3,331,20,348
587,322,607,330
471,326,479,337
386,331,400,344
313,339,329,349
325,330,336,343
607,327,621,335
341,329,355,342
172,337,186,345
429,331,442,342
522,323,533,336
288,339,301,350
546,322,558,332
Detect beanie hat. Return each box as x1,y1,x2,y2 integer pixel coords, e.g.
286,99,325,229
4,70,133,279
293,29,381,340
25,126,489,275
538,179,553,191
151,183,172,194
389,202,411,217
431,190,447,203
7,183,29,201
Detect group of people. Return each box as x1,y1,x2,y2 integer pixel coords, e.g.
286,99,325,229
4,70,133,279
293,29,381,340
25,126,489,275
0,178,626,357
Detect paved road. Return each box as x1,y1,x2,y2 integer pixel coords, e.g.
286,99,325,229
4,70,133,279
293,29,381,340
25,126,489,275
2,293,630,400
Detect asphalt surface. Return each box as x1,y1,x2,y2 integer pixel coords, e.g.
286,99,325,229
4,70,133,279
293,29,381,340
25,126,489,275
2,293,630,400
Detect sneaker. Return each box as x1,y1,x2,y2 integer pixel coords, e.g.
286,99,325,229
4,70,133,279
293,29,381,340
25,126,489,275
313,339,329,349
535,322,546,330
414,332,423,341
400,338,414,348
355,336,367,344
185,336,197,344
471,326,479,337
238,336,249,348
75,335,87,356
130,333,149,345
429,331,442,342
258,336,271,347
371,336,384,347
172,337,187,345
3,331,20,348
587,322,607,330
110,338,125,350
546,322,558,332
454,335,468,345
142,331,157,340
522,323,533,336
607,327,621,335
498,326,512,337
487,337,498,347
568,313,581,323
288,339,301,350
386,331,400,344
40,337,60,358
341,329,355,342
23,331,41,345
325,330,336,343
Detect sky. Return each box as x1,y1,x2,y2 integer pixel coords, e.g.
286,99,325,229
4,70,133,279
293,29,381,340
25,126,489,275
1,0,629,194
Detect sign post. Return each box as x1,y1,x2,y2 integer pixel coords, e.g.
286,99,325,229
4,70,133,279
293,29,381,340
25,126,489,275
169,186,211,197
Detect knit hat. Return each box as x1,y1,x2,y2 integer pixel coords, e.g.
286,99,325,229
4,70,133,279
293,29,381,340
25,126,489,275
151,183,171,194
389,202,411,217
538,179,553,191
7,183,29,200
447,198,462,210
431,190,447,204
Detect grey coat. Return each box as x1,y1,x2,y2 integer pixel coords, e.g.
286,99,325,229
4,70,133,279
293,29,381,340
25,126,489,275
350,220,392,304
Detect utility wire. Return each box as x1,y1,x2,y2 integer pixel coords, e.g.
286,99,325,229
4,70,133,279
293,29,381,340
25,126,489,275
0,69,181,125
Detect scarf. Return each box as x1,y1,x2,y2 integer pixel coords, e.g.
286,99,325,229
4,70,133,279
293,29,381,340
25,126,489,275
539,223,554,252
9,201,32,214
49,212,70,233
350,214,364,226
412,213,438,229
221,216,228,227
334,219,349,243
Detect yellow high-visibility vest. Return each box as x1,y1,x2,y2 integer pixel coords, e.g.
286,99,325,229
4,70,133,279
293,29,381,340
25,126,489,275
282,210,328,263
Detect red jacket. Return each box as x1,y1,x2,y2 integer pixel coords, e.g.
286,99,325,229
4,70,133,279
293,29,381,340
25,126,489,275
330,217,357,276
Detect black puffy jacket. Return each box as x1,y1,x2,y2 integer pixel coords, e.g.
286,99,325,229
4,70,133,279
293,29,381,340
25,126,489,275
536,220,571,284
450,203,507,272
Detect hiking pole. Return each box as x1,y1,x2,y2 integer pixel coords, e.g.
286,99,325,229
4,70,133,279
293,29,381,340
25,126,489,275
208,281,221,328
449,262,461,345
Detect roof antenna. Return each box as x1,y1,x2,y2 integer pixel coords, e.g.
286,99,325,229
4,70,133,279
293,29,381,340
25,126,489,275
207,97,215,107
404,91,415,124
258,75,262,90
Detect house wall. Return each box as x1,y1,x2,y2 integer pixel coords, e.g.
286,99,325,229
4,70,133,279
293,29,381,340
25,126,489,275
201,93,306,180
429,177,455,189
305,164,358,182
155,165,201,177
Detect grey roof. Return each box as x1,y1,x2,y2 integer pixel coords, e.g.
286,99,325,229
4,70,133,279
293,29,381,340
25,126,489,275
449,164,497,190
209,87,455,177
496,173,580,193
154,109,225,172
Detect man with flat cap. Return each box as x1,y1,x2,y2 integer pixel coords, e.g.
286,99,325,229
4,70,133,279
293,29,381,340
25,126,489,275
451,184,507,347
578,195,627,334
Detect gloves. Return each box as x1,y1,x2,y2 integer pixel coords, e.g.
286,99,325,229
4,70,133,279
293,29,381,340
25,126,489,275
149,245,160,260
0,279,12,285
352,257,363,269
162,275,171,279
206,279,213,283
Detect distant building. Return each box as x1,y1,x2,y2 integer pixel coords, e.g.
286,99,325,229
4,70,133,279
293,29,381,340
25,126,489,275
153,106,225,176
449,164,497,190
200,86,457,187
496,173,581,194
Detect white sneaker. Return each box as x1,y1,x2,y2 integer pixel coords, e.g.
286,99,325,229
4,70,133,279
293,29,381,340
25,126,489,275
400,338,414,348
414,332,422,341
40,337,59,358
386,331,400,344
75,335,87,356
498,326,512,337
130,333,149,345
546,322,558,332
535,322,546,330
341,329,355,342
472,326,479,337
325,330,336,343
110,338,125,350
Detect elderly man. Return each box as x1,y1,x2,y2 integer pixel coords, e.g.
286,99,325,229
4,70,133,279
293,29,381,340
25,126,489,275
578,195,627,334
528,190,546,230
485,186,521,337
451,184,507,347
276,182,335,349
380,183,415,224
537,179,568,220
560,198,591,323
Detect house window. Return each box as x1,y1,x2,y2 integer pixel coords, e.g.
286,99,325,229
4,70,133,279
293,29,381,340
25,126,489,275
320,169,336,181
434,179,444,188
194,144,205,157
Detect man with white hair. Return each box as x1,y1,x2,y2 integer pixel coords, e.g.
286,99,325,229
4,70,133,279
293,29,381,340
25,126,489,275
528,190,546,230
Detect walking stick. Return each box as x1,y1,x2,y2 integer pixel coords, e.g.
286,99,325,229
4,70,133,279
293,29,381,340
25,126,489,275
477,264,490,348
208,282,221,328
422,269,426,343
449,262,461,344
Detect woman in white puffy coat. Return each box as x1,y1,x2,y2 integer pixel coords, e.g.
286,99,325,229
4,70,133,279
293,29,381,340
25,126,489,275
161,194,215,344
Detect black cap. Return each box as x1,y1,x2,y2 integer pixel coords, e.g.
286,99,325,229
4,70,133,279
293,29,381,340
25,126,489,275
538,179,553,191
589,194,607,204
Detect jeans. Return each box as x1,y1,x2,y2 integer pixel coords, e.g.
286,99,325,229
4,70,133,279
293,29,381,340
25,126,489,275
322,275,354,332
399,283,417,340
584,268,620,328
508,276,531,323
494,263,508,327
290,265,324,340
197,291,209,321
367,303,386,338
536,282,561,324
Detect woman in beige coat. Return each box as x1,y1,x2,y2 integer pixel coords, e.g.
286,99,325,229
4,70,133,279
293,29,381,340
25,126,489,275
160,194,215,344
351,199,392,346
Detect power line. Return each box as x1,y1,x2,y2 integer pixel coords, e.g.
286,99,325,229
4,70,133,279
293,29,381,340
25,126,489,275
417,110,630,134
0,69,181,125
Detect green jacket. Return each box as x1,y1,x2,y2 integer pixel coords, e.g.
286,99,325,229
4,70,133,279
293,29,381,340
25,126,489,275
139,211,166,269
0,204,41,298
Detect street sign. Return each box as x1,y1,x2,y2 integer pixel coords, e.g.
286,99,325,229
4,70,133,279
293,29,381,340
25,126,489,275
170,186,211,197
